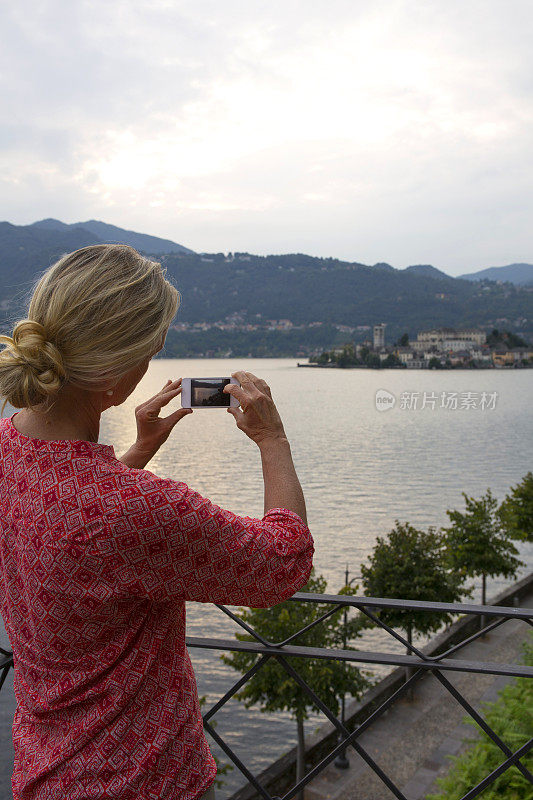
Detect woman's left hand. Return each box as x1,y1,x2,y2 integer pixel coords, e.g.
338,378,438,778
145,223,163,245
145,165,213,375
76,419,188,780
119,379,193,469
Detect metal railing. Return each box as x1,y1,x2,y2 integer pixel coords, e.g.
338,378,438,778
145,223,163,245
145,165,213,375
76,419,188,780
0,594,531,800
188,593,533,800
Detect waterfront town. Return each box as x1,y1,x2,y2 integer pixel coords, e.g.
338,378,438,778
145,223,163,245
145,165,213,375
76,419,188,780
167,315,533,366
307,324,533,368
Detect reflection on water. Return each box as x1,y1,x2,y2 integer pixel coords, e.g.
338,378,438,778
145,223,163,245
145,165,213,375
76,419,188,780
2,360,532,796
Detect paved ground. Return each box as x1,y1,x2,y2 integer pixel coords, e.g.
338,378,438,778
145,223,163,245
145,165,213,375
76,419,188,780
304,589,533,800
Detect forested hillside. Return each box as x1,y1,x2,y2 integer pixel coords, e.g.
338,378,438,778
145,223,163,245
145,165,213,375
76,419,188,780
160,251,531,331
0,221,531,356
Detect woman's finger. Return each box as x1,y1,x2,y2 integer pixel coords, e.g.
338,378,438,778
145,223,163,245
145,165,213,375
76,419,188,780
230,371,270,398
223,383,250,407
136,380,182,411
237,370,260,387
226,406,244,423
159,378,181,395
144,387,182,413
230,370,250,386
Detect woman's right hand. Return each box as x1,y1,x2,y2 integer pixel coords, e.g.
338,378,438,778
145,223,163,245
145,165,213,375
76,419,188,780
223,371,288,447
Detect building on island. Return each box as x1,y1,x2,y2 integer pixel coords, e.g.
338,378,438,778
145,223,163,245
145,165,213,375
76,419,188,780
493,348,533,367
373,323,386,349
412,327,486,352
394,346,414,365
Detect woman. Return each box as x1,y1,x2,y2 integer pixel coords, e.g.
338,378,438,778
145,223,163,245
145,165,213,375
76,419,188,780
0,244,313,800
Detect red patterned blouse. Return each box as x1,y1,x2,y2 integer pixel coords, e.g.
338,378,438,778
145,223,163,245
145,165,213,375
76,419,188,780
0,414,314,799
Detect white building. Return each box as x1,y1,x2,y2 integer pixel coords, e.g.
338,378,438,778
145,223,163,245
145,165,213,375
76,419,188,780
412,328,486,352
394,347,414,364
406,357,429,369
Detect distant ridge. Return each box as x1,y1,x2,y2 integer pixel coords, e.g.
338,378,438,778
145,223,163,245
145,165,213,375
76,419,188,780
403,264,452,280
30,218,194,255
0,220,103,291
0,219,531,346
372,262,396,272
458,263,533,286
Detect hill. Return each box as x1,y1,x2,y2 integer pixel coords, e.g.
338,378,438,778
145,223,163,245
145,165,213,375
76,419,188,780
0,221,531,355
158,251,531,333
403,264,452,280
0,221,101,299
458,263,533,286
30,218,194,256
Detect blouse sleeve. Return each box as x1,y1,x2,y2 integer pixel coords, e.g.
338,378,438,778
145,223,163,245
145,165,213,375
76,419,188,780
91,471,314,607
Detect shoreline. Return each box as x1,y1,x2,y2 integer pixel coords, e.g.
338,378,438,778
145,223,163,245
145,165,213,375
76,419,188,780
297,362,531,370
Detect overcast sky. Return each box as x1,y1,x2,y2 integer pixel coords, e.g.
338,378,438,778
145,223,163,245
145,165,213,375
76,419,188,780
1,0,532,274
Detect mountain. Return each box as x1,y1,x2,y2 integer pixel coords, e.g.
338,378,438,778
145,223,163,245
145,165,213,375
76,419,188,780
403,264,452,280
0,221,531,350
458,263,533,286
158,252,531,335
0,221,102,296
372,262,396,272
30,218,194,255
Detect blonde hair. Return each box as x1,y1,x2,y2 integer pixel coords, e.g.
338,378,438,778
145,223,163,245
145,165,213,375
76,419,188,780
0,244,179,413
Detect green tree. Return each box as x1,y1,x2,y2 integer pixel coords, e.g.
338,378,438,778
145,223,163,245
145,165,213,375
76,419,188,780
360,521,465,686
442,490,524,612
486,328,528,349
221,570,371,798
382,353,403,368
427,633,533,800
399,332,409,346
365,353,382,368
337,343,358,367
498,472,533,543
429,356,442,369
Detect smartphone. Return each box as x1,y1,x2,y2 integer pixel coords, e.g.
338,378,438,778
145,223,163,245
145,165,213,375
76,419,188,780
181,377,240,408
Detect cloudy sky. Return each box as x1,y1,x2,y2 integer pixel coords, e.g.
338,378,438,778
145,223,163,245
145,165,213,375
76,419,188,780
1,0,532,274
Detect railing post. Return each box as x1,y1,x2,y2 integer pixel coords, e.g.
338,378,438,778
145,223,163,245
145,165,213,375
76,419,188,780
335,564,354,770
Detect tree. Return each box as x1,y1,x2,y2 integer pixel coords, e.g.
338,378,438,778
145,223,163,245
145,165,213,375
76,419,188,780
360,521,465,687
442,490,524,617
486,328,528,349
399,332,409,346
365,353,382,368
428,356,442,369
427,633,533,800
221,570,371,798
382,353,403,368
337,343,359,367
498,472,533,543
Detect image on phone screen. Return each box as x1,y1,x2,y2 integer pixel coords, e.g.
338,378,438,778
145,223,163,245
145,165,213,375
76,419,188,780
191,378,231,407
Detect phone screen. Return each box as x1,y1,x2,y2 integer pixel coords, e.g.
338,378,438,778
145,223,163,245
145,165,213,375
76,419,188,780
190,378,231,407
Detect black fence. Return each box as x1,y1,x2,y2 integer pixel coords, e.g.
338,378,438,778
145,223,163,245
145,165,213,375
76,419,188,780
189,594,533,800
0,594,531,800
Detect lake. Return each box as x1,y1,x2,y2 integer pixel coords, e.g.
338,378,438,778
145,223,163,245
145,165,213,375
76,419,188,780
1,359,532,797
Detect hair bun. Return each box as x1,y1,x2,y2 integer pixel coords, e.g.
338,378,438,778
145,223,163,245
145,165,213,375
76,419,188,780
0,319,67,409
1,243,178,413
